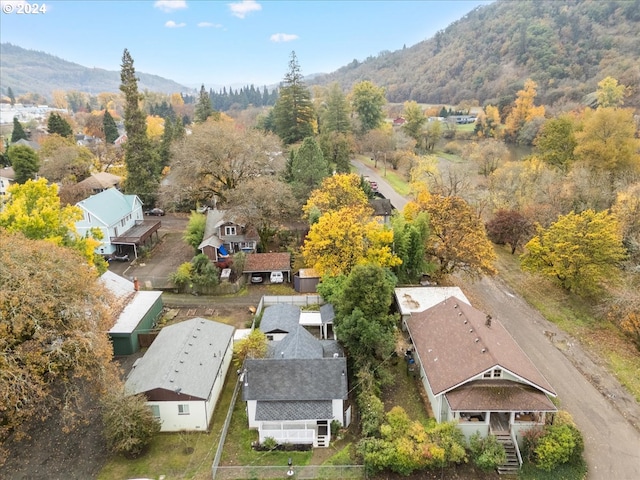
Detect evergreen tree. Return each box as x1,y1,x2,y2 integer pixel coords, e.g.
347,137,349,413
194,84,214,123
120,49,160,205
103,110,119,144
290,136,329,200
320,83,351,134
7,87,16,106
158,118,173,168
11,117,28,143
47,113,73,138
173,116,186,140
273,51,316,144
8,145,39,184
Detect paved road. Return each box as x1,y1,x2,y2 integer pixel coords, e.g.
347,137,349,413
353,158,640,480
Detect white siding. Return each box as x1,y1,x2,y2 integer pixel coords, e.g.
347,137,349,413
149,400,209,432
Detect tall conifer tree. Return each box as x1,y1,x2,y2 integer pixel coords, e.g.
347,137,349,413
11,117,28,143
119,49,160,204
103,110,119,144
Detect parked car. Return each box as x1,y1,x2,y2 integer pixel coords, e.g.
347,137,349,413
270,271,284,283
369,181,378,191
108,253,129,262
145,208,165,216
250,274,264,284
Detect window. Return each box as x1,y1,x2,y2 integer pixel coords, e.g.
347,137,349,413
483,371,492,378
494,368,502,378
149,405,160,418
178,404,190,415
224,226,236,236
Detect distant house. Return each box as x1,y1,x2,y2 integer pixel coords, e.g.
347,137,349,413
392,116,406,126
100,270,163,356
75,188,160,257
243,306,349,447
370,197,394,225
198,209,258,263
0,166,15,197
243,253,291,283
405,296,557,465
11,138,40,151
125,318,234,432
75,172,122,194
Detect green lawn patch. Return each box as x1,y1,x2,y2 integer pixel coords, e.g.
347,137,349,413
519,458,588,480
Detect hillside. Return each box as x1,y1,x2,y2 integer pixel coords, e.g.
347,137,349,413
0,43,190,98
310,0,640,108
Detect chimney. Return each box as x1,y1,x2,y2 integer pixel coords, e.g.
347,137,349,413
485,315,492,327
133,277,139,291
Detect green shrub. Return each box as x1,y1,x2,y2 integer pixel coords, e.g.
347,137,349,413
468,432,507,471
535,424,582,471
262,437,277,451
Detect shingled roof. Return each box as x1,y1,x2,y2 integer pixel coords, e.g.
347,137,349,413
244,252,291,273
406,297,556,397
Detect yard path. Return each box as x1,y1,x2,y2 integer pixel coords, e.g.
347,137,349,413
352,158,640,479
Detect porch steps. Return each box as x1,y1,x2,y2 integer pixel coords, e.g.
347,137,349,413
316,435,329,448
494,432,520,475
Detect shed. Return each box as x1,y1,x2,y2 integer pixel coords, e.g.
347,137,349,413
100,271,163,355
294,268,321,293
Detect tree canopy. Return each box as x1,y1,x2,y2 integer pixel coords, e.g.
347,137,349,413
351,80,386,134
7,145,39,184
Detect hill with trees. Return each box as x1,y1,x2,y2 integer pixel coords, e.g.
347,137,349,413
0,43,190,98
310,0,640,109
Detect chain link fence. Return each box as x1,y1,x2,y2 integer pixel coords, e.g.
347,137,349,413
213,464,366,479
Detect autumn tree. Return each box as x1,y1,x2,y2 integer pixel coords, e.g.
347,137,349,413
318,131,352,173
574,107,640,177
474,104,502,139
503,79,546,144
611,183,640,264
0,232,116,463
169,120,283,206
7,145,39,184
410,194,497,278
183,211,207,253
596,76,627,108
359,124,395,169
233,329,268,368
466,139,509,177
120,49,160,205
401,101,426,146
84,113,105,140
0,178,106,272
521,210,627,296
47,112,73,138
225,176,297,251
103,109,119,144
534,114,577,172
486,209,534,254
273,51,316,144
288,136,330,200
351,80,386,135
302,173,369,223
11,117,28,142
424,119,442,151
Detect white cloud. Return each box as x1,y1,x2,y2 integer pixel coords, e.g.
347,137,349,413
165,20,186,28
154,1,187,13
197,21,222,28
270,33,299,43
228,0,261,19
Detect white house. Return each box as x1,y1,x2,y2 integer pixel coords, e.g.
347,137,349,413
394,286,471,325
125,318,235,432
0,166,15,197
75,188,159,257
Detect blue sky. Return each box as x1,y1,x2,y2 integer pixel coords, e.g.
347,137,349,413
1,0,492,89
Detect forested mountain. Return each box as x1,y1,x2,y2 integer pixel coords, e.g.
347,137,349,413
310,0,640,108
0,43,190,97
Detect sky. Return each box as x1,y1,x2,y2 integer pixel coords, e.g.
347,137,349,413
0,0,492,90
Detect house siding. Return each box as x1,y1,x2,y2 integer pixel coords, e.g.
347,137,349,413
109,295,163,356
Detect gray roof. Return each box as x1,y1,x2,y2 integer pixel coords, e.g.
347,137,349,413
268,326,323,359
320,303,335,324
243,357,348,402
259,304,301,334
320,340,343,358
255,400,333,421
125,318,234,400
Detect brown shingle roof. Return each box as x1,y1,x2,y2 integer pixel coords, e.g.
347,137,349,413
406,297,555,396
244,253,291,273
445,380,556,412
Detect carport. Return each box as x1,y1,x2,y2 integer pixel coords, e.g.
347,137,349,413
111,220,161,258
243,252,291,283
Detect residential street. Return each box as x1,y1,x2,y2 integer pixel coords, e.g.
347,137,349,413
352,158,640,480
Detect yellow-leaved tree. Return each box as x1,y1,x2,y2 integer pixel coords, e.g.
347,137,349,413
504,79,545,143
302,205,401,277
302,173,369,223
0,178,106,273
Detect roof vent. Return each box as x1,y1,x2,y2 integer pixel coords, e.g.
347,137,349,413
469,329,473,333
169,379,174,382
475,338,479,343
481,348,487,353
454,304,459,308
458,312,462,316
333,353,339,358
464,320,468,324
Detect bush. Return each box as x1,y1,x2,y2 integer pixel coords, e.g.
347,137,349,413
468,432,507,471
535,424,583,471
101,392,161,457
443,141,464,155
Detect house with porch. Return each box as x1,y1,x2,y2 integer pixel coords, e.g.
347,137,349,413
198,209,258,263
242,311,348,447
75,188,160,258
125,317,234,432
405,296,557,471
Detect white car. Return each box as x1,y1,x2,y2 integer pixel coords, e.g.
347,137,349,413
270,271,284,283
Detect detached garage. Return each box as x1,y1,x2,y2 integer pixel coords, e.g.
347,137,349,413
243,253,291,283
100,271,163,355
